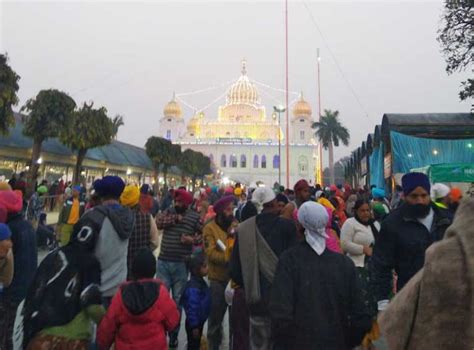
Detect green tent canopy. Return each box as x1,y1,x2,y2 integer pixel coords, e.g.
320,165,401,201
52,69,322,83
410,163,474,183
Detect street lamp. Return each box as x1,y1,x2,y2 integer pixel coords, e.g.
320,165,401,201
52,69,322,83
273,105,286,186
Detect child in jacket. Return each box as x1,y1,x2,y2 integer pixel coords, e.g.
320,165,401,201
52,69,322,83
97,249,179,350
180,249,211,350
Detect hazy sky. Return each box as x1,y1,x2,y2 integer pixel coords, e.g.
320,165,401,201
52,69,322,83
1,1,470,163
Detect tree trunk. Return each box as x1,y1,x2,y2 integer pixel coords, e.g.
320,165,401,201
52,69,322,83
27,139,43,198
73,148,87,185
329,142,335,185
163,166,168,192
153,169,159,195
192,176,196,193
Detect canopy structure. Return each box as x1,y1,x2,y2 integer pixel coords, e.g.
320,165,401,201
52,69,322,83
411,163,474,183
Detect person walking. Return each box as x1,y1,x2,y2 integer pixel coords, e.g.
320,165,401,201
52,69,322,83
57,185,85,246
180,250,211,350
230,187,297,350
372,172,452,313
97,249,179,350
203,195,235,350
269,201,372,349
156,188,202,348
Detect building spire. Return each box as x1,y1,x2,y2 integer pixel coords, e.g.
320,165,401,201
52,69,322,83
241,58,247,75
172,91,176,101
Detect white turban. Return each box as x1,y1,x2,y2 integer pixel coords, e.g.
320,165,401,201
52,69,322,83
298,201,329,255
431,183,450,200
252,187,276,213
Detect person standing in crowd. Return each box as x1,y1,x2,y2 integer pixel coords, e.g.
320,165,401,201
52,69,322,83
379,199,474,350
120,185,159,279
341,200,380,346
269,201,372,349
0,190,37,350
449,187,463,213
139,184,154,215
13,171,27,196
371,188,390,214
372,172,452,312
8,174,17,189
0,224,13,288
390,185,404,209
156,188,202,348
345,192,358,218
203,195,235,350
431,183,452,211
57,185,85,246
180,249,211,350
98,249,180,350
27,185,47,228
293,179,311,209
18,215,106,349
72,176,135,307
230,187,297,349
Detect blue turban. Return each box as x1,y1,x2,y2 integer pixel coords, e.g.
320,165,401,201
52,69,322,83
371,188,386,199
140,184,150,194
73,185,82,192
402,172,431,196
0,223,12,241
93,176,125,199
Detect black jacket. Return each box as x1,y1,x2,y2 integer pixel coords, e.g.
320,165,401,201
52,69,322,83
372,203,452,301
269,242,372,350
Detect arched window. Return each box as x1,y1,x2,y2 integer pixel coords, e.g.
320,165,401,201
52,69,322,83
240,155,247,168
253,155,259,168
261,155,267,169
298,156,308,175
273,155,280,169
230,155,238,168
221,154,227,167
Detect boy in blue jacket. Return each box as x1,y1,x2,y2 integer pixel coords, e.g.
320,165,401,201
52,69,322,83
180,249,211,350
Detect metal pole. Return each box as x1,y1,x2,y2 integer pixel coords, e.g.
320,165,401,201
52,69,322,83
278,111,281,185
285,0,290,189
317,48,323,185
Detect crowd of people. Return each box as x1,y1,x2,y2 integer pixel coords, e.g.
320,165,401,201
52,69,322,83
0,172,472,350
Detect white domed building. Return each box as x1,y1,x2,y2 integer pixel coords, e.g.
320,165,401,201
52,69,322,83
158,61,318,187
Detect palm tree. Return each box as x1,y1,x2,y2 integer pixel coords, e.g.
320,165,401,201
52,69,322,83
312,109,350,185
112,115,124,139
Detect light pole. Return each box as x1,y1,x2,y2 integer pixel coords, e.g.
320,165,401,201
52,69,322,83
273,105,286,186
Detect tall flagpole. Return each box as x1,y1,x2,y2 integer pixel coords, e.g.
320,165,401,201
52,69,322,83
317,48,323,185
285,0,290,189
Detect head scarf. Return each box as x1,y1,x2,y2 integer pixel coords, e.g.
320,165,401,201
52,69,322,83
298,202,329,255
120,185,140,207
251,187,276,213
402,172,430,196
431,183,450,200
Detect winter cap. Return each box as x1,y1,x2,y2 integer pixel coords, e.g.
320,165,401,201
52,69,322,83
294,179,309,193
252,187,276,208
0,182,12,191
371,188,386,199
174,189,193,207
93,176,125,199
0,190,23,215
120,185,140,208
0,223,12,241
431,183,450,200
131,248,157,280
401,172,431,196
214,195,234,215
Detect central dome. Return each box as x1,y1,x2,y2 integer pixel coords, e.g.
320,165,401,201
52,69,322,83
226,60,260,106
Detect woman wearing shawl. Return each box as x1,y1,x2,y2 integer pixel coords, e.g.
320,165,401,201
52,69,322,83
269,201,371,350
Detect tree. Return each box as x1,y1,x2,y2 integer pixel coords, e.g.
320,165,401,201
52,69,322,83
437,1,473,101
145,136,172,192
112,114,124,138
180,149,211,191
21,89,76,195
60,102,117,185
312,109,350,185
0,54,20,135
162,143,182,189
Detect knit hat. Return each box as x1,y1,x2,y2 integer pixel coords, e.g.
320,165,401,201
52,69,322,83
431,183,450,200
0,223,12,241
294,179,309,193
131,248,157,280
450,187,463,202
214,195,234,215
174,189,193,207
0,182,12,191
120,185,140,208
372,188,386,199
93,176,125,199
401,172,431,196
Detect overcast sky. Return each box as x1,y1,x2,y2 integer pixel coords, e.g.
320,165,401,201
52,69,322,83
1,0,470,163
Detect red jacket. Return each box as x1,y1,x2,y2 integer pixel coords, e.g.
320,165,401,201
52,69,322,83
97,278,179,350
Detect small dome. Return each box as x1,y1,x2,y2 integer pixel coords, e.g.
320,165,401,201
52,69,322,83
163,93,183,119
187,112,204,133
292,94,312,119
225,60,260,106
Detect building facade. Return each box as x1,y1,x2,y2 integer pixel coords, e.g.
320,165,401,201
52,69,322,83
158,61,318,188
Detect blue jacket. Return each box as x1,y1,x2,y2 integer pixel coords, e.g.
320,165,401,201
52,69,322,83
180,275,211,328
3,213,37,303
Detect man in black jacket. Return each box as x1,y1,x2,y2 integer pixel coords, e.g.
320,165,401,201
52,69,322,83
372,172,452,312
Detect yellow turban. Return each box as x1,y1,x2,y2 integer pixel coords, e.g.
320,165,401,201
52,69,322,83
318,197,335,211
234,188,242,196
0,182,12,191
120,185,140,208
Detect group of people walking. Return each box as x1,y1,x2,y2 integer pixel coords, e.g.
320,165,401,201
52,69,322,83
0,172,472,350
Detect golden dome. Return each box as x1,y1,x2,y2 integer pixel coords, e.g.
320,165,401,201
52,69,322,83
226,60,260,106
187,112,204,133
163,93,183,119
292,93,312,119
